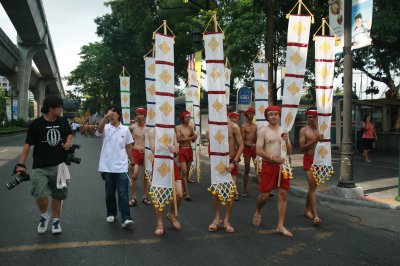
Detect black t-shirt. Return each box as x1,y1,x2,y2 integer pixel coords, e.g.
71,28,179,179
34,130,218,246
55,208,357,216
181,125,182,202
26,116,72,169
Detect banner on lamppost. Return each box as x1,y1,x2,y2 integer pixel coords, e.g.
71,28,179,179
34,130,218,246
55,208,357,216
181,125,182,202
119,70,130,126
236,87,252,112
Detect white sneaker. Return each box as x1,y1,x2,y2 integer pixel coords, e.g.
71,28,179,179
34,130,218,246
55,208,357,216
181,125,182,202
51,220,62,234
106,216,116,223
37,216,49,234
122,219,134,228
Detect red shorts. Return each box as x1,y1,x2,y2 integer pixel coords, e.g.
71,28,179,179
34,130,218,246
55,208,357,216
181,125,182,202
243,145,256,158
152,161,181,181
303,153,314,171
229,157,240,176
132,149,145,165
178,146,193,163
259,161,290,193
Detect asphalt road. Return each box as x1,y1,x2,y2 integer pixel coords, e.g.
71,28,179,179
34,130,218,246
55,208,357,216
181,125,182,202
0,133,399,266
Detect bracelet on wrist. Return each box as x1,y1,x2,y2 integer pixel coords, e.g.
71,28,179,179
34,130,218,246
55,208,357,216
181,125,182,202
232,160,238,165
16,163,26,168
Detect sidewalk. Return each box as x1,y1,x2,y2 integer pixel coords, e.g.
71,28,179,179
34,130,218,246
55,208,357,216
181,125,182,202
200,147,400,210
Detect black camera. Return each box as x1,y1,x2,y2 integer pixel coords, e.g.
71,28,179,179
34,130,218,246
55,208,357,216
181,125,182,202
6,172,30,190
65,144,81,165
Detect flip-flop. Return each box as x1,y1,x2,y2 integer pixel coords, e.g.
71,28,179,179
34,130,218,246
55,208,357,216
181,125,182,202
234,194,239,201
184,193,192,201
166,213,182,230
253,212,262,227
208,220,220,232
142,197,152,205
129,198,137,207
241,193,248,197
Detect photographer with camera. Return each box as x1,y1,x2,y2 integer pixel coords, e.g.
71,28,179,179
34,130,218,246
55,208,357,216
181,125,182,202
96,106,135,228
15,95,73,234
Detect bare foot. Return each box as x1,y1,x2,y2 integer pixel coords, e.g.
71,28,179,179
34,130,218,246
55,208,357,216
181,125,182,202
276,227,293,237
303,211,314,220
166,213,182,230
155,224,164,236
253,212,262,227
313,217,322,226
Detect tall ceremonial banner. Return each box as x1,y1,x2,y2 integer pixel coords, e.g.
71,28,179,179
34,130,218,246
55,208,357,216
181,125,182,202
150,31,175,211
188,66,201,181
144,56,156,181
281,7,313,179
224,65,231,105
194,50,203,181
253,62,268,129
204,30,235,204
119,68,130,125
312,35,335,185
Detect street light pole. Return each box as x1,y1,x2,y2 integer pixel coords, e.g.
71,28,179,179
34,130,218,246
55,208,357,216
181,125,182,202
338,0,355,188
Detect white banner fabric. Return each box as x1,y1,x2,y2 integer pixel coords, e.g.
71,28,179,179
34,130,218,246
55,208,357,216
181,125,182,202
253,62,269,129
145,57,156,180
119,76,130,125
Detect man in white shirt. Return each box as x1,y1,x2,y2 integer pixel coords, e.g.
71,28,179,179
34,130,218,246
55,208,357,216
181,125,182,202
96,106,135,228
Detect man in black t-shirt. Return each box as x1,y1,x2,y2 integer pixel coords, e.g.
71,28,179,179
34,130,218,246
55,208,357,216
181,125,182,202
16,95,73,235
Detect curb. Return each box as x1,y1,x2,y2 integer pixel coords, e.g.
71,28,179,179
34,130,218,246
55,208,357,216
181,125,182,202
0,131,27,138
289,185,400,210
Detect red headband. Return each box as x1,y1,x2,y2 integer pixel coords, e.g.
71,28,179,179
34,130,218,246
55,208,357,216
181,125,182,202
305,110,318,117
244,107,255,116
229,112,240,118
180,111,191,120
135,108,147,115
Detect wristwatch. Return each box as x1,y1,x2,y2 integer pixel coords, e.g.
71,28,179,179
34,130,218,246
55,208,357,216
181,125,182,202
232,160,238,166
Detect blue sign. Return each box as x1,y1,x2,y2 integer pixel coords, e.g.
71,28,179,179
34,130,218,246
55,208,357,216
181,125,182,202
237,87,251,105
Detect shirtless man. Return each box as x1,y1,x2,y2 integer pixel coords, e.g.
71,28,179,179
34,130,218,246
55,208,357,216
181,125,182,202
148,128,183,236
228,112,240,124
176,111,198,201
252,106,293,237
208,118,244,233
129,107,151,206
299,107,323,225
241,107,257,197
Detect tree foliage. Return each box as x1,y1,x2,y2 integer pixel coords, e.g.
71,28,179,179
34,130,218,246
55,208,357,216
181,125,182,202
67,0,400,114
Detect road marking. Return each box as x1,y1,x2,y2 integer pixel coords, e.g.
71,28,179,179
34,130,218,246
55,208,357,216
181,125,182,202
0,226,337,254
0,149,7,152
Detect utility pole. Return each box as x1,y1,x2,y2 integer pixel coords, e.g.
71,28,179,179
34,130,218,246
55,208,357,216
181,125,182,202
338,0,356,188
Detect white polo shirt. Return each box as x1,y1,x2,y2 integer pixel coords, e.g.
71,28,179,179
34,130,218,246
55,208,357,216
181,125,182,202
96,123,133,173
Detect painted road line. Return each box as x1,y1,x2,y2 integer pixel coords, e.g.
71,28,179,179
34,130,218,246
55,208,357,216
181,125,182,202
0,149,7,152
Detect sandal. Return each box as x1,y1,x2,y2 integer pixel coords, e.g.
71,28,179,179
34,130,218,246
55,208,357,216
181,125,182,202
142,197,152,205
234,194,239,201
223,223,235,233
188,179,195,183
183,192,191,201
155,224,164,236
166,213,182,230
208,220,221,232
241,192,248,197
129,198,137,207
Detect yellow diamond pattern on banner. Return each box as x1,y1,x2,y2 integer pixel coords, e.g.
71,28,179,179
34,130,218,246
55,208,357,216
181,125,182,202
188,91,193,98
188,106,193,114
148,63,155,75
191,73,197,82
215,161,226,175
225,71,229,81
212,99,223,112
211,68,221,81
285,112,294,127
318,146,328,158
288,82,300,96
160,101,173,116
320,41,332,53
148,153,154,163
122,94,128,103
320,122,328,133
319,94,330,106
158,41,171,54
121,79,128,88
214,129,225,144
196,110,200,120
159,69,172,84
258,105,266,115
257,67,265,77
159,133,172,148
147,84,155,96
148,108,155,120
208,37,220,52
257,85,265,94
124,112,129,120
157,162,171,177
319,67,330,80
290,51,303,66
293,21,306,35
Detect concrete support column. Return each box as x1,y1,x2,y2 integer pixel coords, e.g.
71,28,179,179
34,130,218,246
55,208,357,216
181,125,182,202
35,78,52,117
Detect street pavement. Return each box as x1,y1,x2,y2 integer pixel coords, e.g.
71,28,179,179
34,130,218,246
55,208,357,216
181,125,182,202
0,133,399,265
